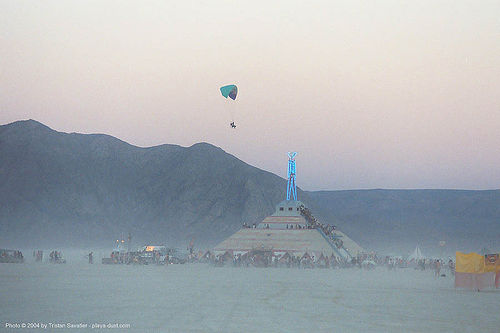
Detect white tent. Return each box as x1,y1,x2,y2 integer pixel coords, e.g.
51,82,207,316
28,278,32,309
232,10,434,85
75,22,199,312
408,245,425,261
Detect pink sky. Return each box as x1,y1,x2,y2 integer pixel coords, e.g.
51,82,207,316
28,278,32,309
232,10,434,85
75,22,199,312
1,1,499,190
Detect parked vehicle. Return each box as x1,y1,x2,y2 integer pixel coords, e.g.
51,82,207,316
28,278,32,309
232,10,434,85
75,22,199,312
138,245,168,265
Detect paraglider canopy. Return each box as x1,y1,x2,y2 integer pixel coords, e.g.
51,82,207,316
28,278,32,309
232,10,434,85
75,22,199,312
220,85,238,100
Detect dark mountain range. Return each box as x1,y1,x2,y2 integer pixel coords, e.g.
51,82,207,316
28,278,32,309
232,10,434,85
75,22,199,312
0,120,301,248
0,120,498,255
308,190,500,255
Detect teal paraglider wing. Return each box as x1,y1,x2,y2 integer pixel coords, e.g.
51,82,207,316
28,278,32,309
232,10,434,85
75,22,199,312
220,85,237,100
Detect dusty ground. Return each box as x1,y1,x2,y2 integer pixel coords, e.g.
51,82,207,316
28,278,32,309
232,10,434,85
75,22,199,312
1,262,498,332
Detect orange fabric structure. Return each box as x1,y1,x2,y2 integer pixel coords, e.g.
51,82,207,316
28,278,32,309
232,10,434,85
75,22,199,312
455,252,499,290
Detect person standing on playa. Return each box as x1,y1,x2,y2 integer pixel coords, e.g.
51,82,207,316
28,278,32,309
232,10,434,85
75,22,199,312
495,258,499,289
435,260,441,277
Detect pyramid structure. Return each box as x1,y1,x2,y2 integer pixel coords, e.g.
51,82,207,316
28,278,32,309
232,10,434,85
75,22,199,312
214,153,363,260
214,199,363,259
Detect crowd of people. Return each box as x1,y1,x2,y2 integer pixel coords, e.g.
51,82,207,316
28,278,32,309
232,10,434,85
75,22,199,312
298,206,346,251
0,249,24,263
383,256,456,277
33,250,43,262
48,250,65,263
1,246,460,278
205,250,370,269
200,249,459,275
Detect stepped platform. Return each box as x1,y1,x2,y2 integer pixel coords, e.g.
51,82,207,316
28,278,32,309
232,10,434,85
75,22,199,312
214,200,363,259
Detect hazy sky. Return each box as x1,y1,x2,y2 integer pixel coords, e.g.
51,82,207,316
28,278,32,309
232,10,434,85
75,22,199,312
1,1,499,190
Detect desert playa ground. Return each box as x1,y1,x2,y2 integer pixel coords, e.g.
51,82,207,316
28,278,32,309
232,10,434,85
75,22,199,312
1,262,498,332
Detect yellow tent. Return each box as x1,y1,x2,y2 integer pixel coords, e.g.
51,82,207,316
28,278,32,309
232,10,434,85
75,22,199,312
455,252,499,290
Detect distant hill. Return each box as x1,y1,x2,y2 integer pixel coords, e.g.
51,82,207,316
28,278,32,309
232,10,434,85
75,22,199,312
308,190,500,255
0,120,498,255
0,120,306,248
